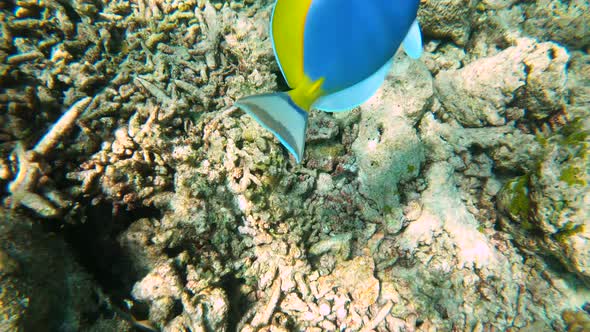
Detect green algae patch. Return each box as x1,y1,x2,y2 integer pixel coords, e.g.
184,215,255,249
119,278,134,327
560,118,589,146
556,119,589,187
308,143,345,160
562,130,589,146
559,164,587,186
555,223,585,244
535,133,549,147
505,175,532,222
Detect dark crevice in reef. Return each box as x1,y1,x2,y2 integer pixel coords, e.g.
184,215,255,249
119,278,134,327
0,1,16,11
56,0,83,24
163,245,185,260
221,274,250,331
61,202,162,301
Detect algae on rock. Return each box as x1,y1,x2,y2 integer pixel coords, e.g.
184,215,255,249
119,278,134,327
352,54,431,227
498,117,590,284
436,38,569,127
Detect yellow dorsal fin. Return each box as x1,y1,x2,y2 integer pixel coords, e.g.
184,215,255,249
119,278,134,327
272,0,313,88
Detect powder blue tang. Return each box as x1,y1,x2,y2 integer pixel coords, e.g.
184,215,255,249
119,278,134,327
235,0,423,163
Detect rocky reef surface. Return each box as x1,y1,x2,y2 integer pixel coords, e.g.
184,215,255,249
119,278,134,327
0,0,589,331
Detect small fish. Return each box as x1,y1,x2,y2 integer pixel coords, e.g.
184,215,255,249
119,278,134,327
108,299,158,332
235,0,423,163
112,305,158,332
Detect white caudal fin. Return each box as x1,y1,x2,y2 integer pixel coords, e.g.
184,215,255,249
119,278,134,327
235,93,308,163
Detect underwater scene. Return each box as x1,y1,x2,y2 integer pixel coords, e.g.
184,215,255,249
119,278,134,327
0,0,589,331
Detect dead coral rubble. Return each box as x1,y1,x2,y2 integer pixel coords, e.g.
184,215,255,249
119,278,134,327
1,0,277,212
4,97,92,218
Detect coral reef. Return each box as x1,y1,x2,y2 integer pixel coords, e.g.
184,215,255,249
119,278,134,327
563,308,590,332
4,97,91,218
0,208,131,331
418,0,477,46
497,117,590,284
523,0,589,50
352,55,430,218
435,38,569,127
0,0,588,331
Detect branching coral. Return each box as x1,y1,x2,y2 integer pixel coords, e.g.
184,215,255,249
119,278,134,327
5,97,92,218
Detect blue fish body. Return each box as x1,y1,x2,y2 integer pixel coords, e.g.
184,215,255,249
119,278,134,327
304,0,419,92
235,0,422,163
